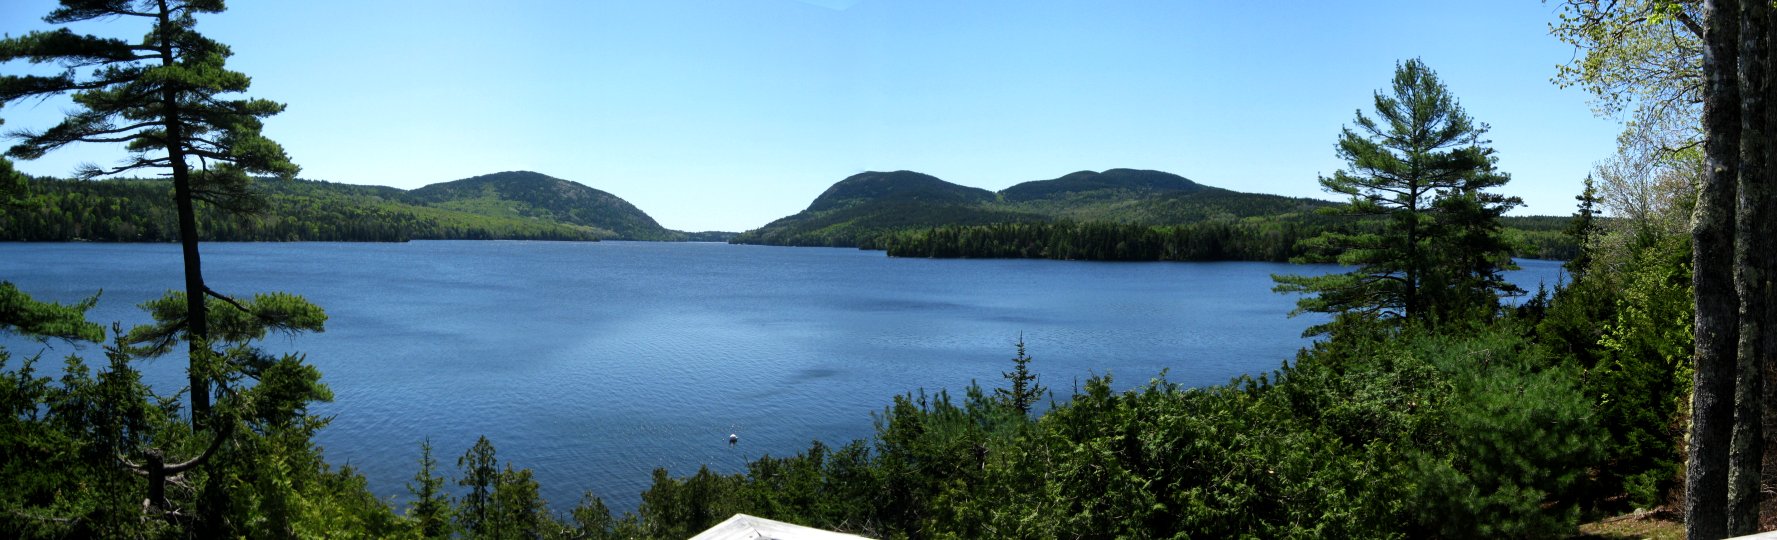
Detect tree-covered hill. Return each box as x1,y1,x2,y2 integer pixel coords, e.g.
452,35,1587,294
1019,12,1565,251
734,168,1575,260
1000,168,1209,202
806,170,997,211
0,172,735,243
407,171,681,241
731,171,1046,247
735,168,1347,251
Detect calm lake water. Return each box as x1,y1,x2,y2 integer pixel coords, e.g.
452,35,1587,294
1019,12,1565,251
0,241,1565,511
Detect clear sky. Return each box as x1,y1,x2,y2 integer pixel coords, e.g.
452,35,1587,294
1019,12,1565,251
1,1,1622,233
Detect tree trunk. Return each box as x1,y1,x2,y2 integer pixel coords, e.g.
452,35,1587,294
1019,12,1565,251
155,0,211,431
1689,0,1742,538
1739,1,1777,533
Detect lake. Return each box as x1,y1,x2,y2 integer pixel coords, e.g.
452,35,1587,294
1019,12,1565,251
0,241,1566,511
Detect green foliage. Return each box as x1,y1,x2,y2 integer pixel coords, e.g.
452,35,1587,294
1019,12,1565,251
733,168,1339,251
3,285,364,537
0,311,406,538
637,466,745,539
610,331,1600,538
0,148,31,206
406,171,682,241
0,344,171,537
455,436,558,539
1400,332,1602,538
878,215,1573,263
1565,176,1603,276
408,439,454,538
6,133,402,535
1274,59,1522,334
1550,0,1701,122
564,491,628,540
1589,234,1694,508
0,0,298,186
458,436,501,536
1520,181,1694,516
999,168,1207,202
737,200,1044,248
995,337,1045,415
0,281,103,343
0,175,610,242
0,173,743,243
489,465,549,539
876,218,1321,262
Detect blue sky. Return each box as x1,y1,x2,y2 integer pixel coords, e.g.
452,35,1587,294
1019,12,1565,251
1,1,1621,232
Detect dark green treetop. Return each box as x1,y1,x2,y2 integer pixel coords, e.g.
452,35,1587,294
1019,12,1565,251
0,1,297,200
996,336,1046,415
1564,175,1602,277
408,438,455,538
1274,58,1521,334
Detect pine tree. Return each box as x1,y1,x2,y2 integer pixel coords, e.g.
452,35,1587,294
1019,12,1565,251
1564,175,1601,277
458,436,500,537
408,439,454,538
995,336,1046,415
0,0,299,429
1272,58,1519,334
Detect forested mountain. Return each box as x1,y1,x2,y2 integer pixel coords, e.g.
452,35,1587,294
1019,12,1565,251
0,172,733,243
407,171,680,241
735,168,1577,261
733,171,1044,247
731,168,1337,248
807,170,998,211
1001,168,1208,202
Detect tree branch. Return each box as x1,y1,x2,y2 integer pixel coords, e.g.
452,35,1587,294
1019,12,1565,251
165,419,233,474
203,287,251,315
1673,9,1704,39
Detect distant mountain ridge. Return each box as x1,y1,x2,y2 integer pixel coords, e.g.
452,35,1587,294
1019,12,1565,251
407,171,677,241
2,171,735,243
807,171,997,212
1001,168,1209,202
731,168,1334,247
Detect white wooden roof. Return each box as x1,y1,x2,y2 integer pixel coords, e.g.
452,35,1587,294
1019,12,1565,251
689,513,873,540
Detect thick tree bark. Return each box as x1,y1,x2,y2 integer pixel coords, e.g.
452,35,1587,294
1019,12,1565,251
1738,1,1777,534
1689,0,1742,538
155,0,211,431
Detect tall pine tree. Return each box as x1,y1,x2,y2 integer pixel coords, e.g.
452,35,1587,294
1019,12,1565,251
0,0,299,429
1564,175,1601,277
1273,59,1520,334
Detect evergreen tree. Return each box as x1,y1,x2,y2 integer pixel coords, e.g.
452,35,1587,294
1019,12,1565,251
0,0,299,429
0,281,103,344
1423,173,1524,328
408,439,454,538
565,492,623,540
1565,175,1601,277
490,464,548,539
0,128,30,205
995,336,1046,415
1273,59,1519,334
458,435,500,537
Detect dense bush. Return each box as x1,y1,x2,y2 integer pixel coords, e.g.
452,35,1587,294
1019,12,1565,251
604,326,1603,539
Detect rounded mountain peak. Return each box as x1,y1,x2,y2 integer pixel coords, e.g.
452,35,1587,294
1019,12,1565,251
807,170,994,212
407,170,671,239
1001,169,1206,202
